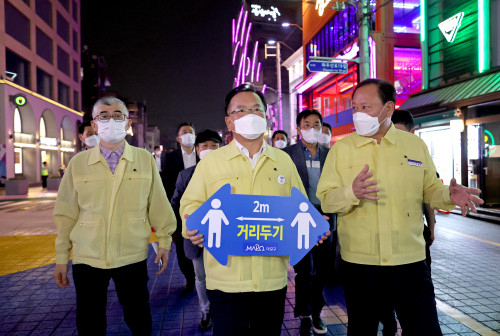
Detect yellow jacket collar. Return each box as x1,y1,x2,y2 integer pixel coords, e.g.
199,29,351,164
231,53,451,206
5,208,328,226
352,123,397,148
88,141,135,165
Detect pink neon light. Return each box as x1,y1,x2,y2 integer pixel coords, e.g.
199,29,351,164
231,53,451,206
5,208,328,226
262,84,267,94
234,6,244,44
240,11,248,47
251,41,258,82
296,72,329,94
232,41,240,66
232,19,235,46
237,53,245,85
240,22,252,84
234,77,239,87
245,57,251,77
256,62,261,82
369,37,377,78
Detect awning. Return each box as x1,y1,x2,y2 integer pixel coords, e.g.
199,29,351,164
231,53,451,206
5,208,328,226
400,71,500,111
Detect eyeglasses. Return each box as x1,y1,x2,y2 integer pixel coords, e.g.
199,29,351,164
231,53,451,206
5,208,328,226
230,107,265,116
94,114,128,122
301,124,322,130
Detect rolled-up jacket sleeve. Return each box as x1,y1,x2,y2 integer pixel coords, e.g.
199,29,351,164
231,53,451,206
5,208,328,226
53,162,79,264
147,155,176,250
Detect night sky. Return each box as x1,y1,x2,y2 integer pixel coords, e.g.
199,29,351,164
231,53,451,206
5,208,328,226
81,1,242,146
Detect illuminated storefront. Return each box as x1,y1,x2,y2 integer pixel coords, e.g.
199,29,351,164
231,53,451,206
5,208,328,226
402,0,500,207
1,80,82,183
297,1,423,143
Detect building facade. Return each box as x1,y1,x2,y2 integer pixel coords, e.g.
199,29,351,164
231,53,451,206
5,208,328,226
0,0,82,183
296,0,422,144
401,0,500,207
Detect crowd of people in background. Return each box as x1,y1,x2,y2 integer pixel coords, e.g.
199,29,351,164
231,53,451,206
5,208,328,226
52,80,483,336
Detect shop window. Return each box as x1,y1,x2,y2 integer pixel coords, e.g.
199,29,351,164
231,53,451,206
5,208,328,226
40,117,47,138
36,28,53,63
37,67,53,99
14,148,23,174
5,2,30,48
57,12,70,43
394,47,422,106
57,47,70,76
393,0,420,33
6,49,31,89
58,81,70,106
36,0,52,26
14,108,22,133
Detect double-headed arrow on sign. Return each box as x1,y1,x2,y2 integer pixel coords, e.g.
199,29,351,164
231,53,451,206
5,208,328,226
186,184,330,266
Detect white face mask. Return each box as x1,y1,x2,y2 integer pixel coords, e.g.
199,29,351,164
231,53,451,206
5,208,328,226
353,103,389,136
180,133,195,147
199,149,213,159
97,119,127,144
301,128,322,144
233,114,267,140
84,134,100,148
274,140,287,149
155,151,161,156
318,133,331,146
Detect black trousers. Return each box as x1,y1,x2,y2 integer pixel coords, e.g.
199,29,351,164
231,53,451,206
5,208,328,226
207,286,287,336
423,224,432,270
294,210,335,318
72,260,152,336
341,260,442,336
41,175,48,188
173,228,195,285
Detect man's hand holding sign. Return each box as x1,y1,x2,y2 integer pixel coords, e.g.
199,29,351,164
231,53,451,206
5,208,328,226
185,184,330,266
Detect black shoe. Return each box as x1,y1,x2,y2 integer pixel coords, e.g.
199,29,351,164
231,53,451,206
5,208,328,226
299,317,313,336
200,312,212,331
312,316,327,334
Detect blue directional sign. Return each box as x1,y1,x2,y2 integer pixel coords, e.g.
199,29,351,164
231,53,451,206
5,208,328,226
186,184,330,266
307,60,348,74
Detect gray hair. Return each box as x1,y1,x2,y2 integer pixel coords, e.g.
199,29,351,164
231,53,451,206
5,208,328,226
92,96,128,118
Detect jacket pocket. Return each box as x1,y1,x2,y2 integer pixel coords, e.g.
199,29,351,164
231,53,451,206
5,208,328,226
70,216,105,259
120,215,151,257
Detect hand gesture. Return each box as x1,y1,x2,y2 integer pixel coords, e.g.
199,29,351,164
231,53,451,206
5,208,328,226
53,264,70,289
155,247,169,275
352,165,379,200
449,178,484,216
184,214,205,247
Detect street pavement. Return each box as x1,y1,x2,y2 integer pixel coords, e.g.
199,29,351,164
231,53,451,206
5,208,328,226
0,188,499,335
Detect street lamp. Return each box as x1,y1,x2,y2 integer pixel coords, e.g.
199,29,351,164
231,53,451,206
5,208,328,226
265,40,296,131
281,22,303,31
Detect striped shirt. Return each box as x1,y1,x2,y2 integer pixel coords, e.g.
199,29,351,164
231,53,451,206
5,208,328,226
100,143,125,174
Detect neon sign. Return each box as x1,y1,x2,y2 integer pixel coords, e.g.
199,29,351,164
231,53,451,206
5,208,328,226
316,0,331,17
250,4,281,21
12,95,27,106
232,6,261,86
438,12,464,43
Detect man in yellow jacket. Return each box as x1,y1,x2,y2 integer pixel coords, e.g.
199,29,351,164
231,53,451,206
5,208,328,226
180,83,308,336
53,96,176,335
316,79,483,336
